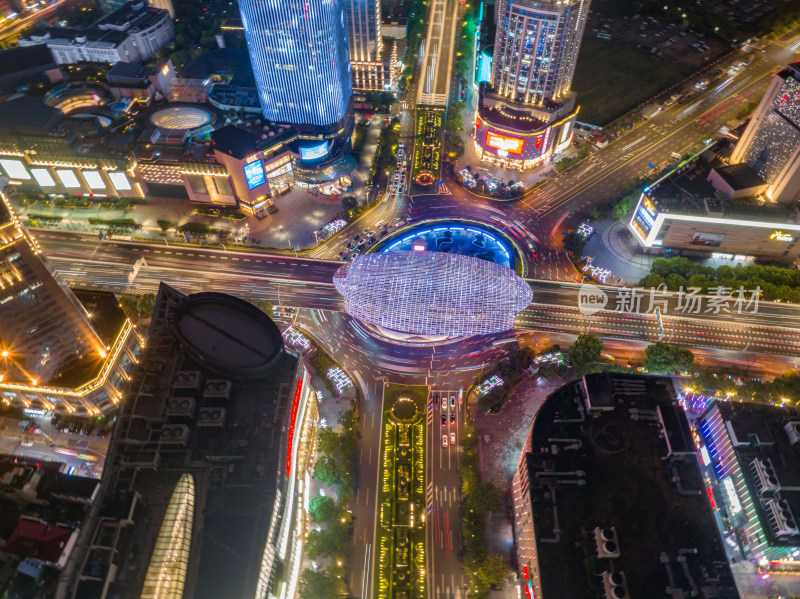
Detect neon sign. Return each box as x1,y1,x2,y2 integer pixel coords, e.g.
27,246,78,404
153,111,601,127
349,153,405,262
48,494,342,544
770,231,794,242
486,131,524,154
285,378,303,476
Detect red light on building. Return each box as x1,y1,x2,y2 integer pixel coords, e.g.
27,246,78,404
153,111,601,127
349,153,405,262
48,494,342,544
523,565,529,580
285,378,303,477
706,487,716,509
486,130,524,154
535,135,543,149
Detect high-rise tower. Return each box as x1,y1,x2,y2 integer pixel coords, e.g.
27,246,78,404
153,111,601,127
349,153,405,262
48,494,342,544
0,181,106,384
474,0,590,171
239,0,352,128
345,0,395,91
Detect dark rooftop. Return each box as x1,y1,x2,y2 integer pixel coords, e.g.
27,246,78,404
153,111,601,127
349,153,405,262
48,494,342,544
107,61,154,82
0,44,56,79
211,124,258,159
713,162,766,191
0,96,62,135
178,48,255,88
524,373,736,598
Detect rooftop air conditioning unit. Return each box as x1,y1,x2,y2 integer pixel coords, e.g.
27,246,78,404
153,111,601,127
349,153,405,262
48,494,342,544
783,422,800,445
166,397,196,418
159,424,189,446
594,527,621,559
753,457,780,493
173,371,201,390
766,498,799,537
197,408,226,427
203,379,232,400
602,571,629,599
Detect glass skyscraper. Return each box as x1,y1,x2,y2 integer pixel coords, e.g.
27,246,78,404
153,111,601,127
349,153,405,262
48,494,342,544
239,0,352,128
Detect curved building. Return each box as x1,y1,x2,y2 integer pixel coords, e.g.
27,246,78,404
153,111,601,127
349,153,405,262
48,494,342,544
239,0,352,129
333,251,532,339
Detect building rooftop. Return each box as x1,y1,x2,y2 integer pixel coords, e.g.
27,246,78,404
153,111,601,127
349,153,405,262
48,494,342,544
2,517,76,564
71,283,301,599
0,44,56,79
524,373,737,598
647,154,799,224
106,60,154,82
713,162,766,190
178,47,255,88
0,96,62,136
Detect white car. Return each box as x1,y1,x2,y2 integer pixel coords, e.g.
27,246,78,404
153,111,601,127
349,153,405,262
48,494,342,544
20,440,33,447
450,432,456,445
441,434,448,448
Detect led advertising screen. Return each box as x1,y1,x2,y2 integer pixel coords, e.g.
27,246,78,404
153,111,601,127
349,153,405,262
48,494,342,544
300,142,329,161
243,159,266,190
690,232,725,247
0,158,30,180
485,131,524,155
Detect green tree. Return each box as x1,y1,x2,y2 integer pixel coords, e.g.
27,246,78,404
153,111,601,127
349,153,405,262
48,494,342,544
137,292,157,317
639,273,665,289
309,496,337,524
563,231,588,257
247,298,274,314
118,296,139,319
341,195,358,214
643,342,694,373
298,568,345,599
567,334,603,377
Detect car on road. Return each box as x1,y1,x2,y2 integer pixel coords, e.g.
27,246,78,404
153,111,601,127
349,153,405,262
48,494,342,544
441,414,447,426
450,412,455,423
450,395,456,408
450,432,456,445
20,440,33,447
432,393,439,405
442,434,448,447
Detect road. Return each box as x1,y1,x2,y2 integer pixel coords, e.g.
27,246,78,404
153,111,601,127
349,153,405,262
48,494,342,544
426,388,467,599
417,0,459,106
36,233,800,358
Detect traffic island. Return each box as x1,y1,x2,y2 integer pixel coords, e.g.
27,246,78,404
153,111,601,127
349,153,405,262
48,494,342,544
375,384,428,599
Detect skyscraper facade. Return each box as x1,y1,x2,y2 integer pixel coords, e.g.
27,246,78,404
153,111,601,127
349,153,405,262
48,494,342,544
728,63,800,203
345,0,395,91
240,0,352,128
492,0,589,104
473,0,590,171
0,181,106,384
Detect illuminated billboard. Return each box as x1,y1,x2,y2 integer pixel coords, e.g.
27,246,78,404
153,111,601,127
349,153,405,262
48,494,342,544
300,142,329,161
0,159,30,180
243,159,266,190
690,232,725,247
486,131,524,155
82,170,106,189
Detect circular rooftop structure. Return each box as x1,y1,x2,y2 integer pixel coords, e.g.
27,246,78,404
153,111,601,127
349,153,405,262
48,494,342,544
334,251,532,342
150,106,214,130
143,103,222,138
173,293,283,378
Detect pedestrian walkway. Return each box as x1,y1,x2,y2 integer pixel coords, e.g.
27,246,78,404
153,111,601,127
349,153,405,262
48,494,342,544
582,218,655,285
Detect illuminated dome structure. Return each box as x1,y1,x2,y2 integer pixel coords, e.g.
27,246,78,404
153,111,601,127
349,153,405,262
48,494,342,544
334,251,533,342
